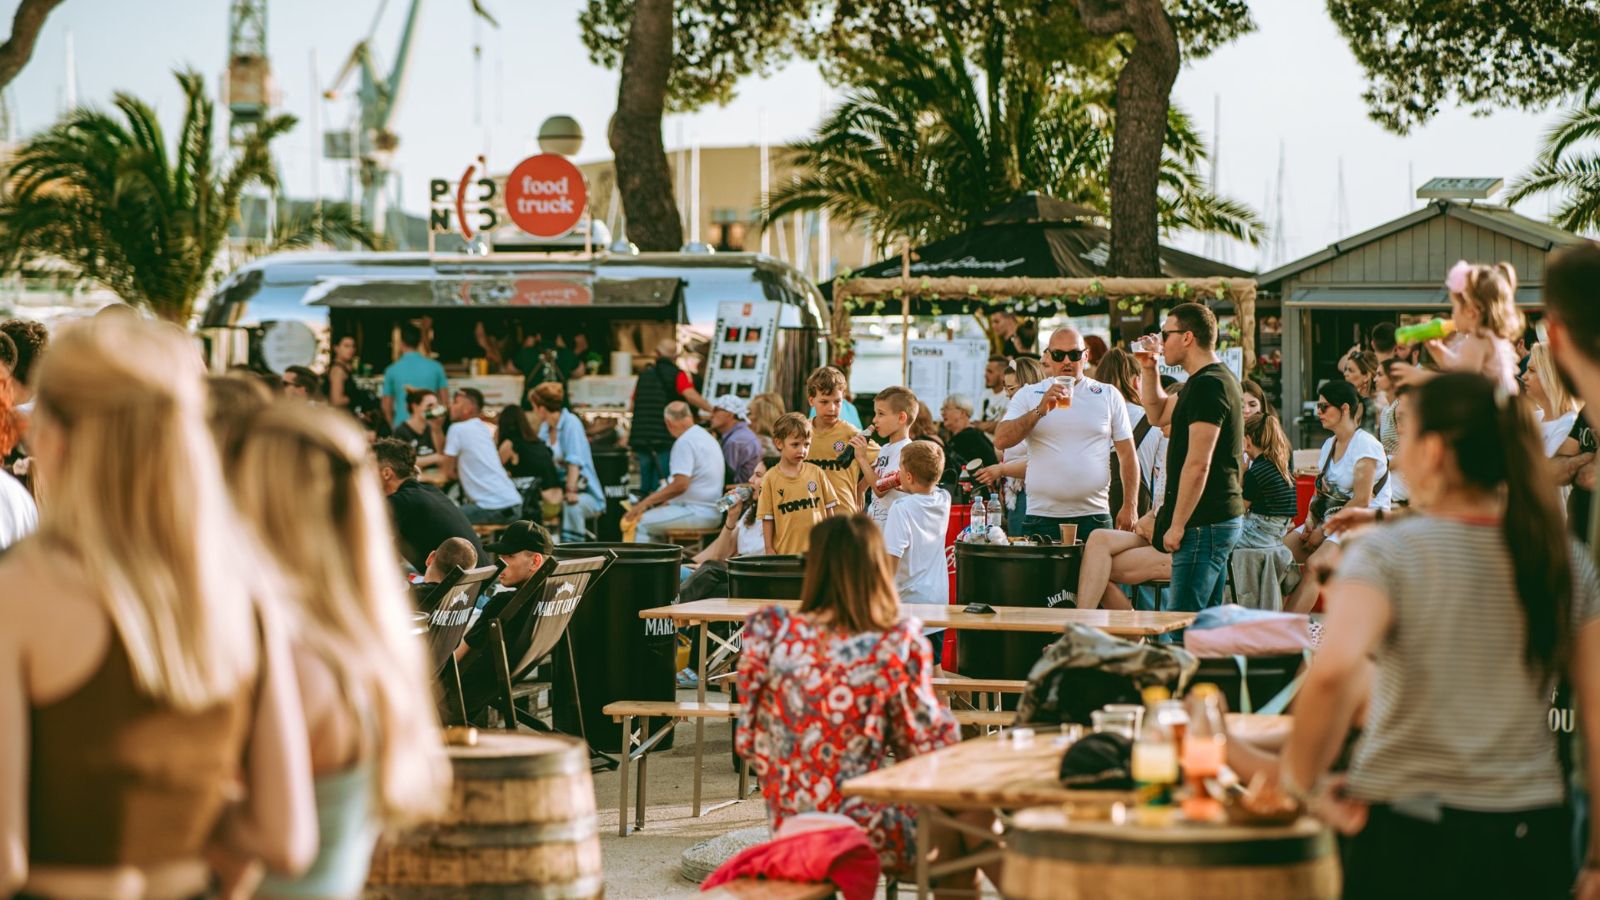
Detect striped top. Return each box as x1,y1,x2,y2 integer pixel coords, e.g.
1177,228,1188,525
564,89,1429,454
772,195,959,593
1242,456,1298,518
1336,516,1599,811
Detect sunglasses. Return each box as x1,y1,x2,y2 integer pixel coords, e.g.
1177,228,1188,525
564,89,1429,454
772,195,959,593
1161,329,1191,341
1316,401,1335,413
1045,348,1086,363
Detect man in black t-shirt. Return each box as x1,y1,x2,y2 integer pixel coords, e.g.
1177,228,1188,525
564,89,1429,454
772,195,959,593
1559,413,1598,541
1136,303,1245,613
375,438,487,572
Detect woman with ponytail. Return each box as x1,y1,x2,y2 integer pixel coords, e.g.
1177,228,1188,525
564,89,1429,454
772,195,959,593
1281,373,1600,899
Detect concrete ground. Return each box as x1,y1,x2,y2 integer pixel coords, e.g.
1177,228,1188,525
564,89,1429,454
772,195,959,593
592,692,767,898
589,689,1000,899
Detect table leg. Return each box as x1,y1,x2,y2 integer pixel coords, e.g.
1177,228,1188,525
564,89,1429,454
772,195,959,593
916,803,932,900
617,714,632,837
693,620,708,817
636,748,649,828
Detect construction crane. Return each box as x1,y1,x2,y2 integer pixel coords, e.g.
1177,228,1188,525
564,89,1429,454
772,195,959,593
324,0,497,235
226,0,274,146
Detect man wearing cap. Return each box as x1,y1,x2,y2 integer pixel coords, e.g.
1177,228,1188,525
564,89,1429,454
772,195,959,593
624,400,725,543
711,394,763,484
465,520,553,652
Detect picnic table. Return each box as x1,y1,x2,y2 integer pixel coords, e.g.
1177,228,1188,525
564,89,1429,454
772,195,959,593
638,597,1196,817
841,714,1292,899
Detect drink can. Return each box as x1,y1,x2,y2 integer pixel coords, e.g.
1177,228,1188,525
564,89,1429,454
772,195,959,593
875,471,902,492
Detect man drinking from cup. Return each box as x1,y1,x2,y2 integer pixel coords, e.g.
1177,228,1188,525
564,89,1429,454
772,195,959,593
995,328,1139,542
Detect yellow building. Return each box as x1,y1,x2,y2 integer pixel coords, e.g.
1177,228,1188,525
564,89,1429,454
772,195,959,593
577,145,872,283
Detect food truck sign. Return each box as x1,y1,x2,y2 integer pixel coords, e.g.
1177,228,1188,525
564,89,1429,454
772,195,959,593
429,153,589,241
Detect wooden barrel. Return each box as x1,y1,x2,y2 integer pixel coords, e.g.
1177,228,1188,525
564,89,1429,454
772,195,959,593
366,731,602,899
1001,807,1339,900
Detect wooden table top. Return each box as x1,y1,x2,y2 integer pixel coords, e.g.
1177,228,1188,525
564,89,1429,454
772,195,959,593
641,598,1195,637
841,714,1291,809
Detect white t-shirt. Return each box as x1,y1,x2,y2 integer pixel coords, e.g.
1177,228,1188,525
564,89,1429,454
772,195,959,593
868,437,910,526
1317,430,1392,511
882,487,951,633
1540,411,1578,459
670,424,726,508
734,515,766,556
980,388,1011,423
1002,376,1133,518
0,471,37,551
1138,431,1170,512
443,418,523,511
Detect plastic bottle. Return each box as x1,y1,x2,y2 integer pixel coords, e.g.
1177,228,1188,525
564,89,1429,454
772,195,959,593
1180,683,1228,823
971,495,989,533
1131,685,1179,826
1394,318,1457,345
716,484,754,513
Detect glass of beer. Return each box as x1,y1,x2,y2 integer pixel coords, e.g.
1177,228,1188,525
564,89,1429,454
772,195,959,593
1132,334,1161,362
1054,375,1074,409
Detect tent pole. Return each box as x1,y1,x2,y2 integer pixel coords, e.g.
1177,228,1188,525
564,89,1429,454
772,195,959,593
900,241,911,382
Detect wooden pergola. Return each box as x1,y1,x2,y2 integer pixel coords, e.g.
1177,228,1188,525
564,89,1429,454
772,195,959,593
830,275,1260,375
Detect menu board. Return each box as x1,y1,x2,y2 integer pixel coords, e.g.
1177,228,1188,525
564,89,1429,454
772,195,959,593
906,339,989,422
703,301,781,402
1158,346,1243,384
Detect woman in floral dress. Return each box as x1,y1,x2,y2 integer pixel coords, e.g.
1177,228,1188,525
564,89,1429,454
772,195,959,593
735,513,961,877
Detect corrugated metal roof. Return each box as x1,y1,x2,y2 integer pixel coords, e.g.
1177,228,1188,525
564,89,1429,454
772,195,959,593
1285,285,1544,309
1258,200,1586,288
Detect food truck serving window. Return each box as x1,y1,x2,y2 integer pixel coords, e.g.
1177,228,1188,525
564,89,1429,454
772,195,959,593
305,275,682,311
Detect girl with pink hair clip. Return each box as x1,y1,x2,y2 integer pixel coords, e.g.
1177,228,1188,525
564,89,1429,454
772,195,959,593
1398,260,1523,395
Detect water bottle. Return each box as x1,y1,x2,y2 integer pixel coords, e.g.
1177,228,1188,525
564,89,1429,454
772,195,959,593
715,484,753,513
971,494,989,533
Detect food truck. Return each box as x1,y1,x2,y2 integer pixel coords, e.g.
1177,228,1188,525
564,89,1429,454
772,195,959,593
199,250,831,415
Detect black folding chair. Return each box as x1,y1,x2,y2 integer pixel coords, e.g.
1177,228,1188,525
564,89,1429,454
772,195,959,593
416,564,499,678
450,553,614,741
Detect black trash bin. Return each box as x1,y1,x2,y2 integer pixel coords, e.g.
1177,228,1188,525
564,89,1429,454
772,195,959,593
550,542,680,754
956,542,1081,687
592,449,630,542
727,554,807,599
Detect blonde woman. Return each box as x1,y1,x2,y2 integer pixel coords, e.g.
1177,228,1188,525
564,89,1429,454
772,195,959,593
223,403,451,897
0,317,317,899
1526,343,1580,458
749,391,786,457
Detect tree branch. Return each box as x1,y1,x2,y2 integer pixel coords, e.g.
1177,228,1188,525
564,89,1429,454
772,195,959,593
0,0,67,91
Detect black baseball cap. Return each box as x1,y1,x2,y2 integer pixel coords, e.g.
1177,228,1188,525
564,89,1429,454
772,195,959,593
483,520,553,555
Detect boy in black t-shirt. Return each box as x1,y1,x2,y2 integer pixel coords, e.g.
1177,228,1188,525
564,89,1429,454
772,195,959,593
1134,303,1245,613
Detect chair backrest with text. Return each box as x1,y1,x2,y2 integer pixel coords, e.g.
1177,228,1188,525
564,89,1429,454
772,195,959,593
418,564,499,676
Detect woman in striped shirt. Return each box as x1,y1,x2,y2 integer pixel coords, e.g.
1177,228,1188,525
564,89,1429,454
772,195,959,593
1280,373,1600,899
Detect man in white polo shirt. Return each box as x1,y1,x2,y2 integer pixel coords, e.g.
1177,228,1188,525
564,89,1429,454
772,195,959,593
994,327,1138,541
430,387,524,525
625,400,726,542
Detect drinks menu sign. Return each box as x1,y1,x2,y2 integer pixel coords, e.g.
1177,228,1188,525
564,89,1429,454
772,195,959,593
907,339,988,422
704,301,781,403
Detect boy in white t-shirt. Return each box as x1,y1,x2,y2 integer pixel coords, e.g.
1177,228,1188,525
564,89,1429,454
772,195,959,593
867,385,917,527
881,440,952,666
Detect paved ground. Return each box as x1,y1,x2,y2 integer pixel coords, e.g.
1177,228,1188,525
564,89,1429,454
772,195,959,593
592,692,768,897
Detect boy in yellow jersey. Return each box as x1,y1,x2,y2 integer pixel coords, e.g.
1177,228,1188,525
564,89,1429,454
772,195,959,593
759,413,839,554
804,366,878,513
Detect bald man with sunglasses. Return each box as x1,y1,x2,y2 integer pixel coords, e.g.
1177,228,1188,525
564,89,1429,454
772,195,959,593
995,328,1139,542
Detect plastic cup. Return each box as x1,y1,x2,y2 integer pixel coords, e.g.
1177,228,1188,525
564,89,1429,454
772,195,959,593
1054,375,1074,409
1059,523,1078,545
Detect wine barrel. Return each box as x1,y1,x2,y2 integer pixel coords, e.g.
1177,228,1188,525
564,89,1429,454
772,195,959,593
1001,807,1339,900
366,731,602,899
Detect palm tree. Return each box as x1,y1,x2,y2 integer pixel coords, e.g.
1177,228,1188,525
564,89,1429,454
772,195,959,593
0,70,379,324
1508,82,1600,234
765,23,1264,253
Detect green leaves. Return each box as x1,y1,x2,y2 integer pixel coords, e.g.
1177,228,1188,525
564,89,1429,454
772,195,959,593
1506,80,1600,234
0,70,375,324
1326,0,1600,134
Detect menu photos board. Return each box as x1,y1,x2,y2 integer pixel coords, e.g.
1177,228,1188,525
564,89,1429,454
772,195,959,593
703,301,781,402
907,339,989,422
1158,346,1243,383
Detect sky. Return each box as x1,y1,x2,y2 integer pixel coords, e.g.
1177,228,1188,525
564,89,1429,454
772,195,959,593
3,0,1570,270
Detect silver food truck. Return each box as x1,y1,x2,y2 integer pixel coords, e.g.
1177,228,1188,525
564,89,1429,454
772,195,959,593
198,250,831,415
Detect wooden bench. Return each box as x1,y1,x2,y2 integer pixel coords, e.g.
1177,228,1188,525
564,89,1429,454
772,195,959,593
664,526,722,552
700,879,834,899
602,700,746,837
601,698,1016,838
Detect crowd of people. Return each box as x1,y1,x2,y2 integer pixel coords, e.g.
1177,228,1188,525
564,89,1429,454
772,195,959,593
5,245,1600,897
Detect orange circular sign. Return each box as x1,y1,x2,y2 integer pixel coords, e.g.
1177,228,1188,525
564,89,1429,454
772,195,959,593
504,154,587,238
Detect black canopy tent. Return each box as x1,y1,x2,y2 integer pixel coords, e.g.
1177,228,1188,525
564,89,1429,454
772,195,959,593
821,193,1253,318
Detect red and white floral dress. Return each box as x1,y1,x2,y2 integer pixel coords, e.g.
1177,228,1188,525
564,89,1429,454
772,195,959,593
735,605,959,875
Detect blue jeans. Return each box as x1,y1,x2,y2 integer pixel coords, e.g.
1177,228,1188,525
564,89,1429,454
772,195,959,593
635,448,672,495
1020,512,1113,542
1166,516,1244,613
460,502,518,525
